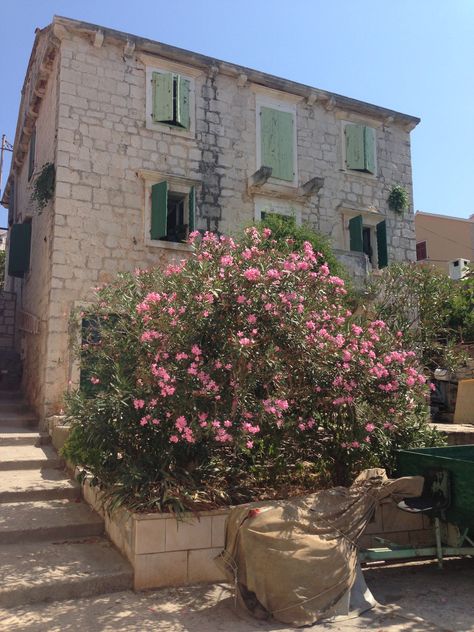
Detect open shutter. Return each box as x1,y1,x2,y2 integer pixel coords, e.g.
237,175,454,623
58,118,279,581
176,76,190,129
152,72,173,123
261,107,294,181
349,215,363,252
188,185,195,233
345,125,365,170
150,181,168,240
364,126,376,174
376,220,388,268
8,223,32,278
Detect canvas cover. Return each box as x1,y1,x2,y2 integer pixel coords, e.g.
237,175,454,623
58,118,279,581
216,469,423,626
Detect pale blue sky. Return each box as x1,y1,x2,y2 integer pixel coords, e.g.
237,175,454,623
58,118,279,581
1,0,473,227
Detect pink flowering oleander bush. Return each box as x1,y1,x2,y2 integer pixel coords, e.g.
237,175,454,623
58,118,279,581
63,227,443,513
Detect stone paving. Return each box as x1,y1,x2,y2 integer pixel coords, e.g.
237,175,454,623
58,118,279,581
1,557,473,631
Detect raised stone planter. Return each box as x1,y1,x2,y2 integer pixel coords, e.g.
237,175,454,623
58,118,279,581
81,477,436,591
81,480,228,589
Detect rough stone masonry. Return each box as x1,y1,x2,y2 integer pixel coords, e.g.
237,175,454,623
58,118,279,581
2,16,419,422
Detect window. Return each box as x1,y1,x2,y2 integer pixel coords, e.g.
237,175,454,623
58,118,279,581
416,241,427,261
152,72,190,129
8,220,32,278
344,124,376,174
348,214,388,269
254,197,302,225
150,180,195,243
256,97,297,185
28,129,36,181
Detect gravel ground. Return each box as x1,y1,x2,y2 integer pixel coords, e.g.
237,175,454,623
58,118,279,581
1,557,473,632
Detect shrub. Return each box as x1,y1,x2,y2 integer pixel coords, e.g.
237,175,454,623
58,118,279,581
64,227,442,513
366,263,468,372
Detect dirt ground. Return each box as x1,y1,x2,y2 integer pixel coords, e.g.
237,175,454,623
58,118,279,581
1,557,473,632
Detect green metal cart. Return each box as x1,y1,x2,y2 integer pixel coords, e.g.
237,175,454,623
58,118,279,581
360,445,474,567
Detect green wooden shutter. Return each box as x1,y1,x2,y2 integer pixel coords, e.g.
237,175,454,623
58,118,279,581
8,223,32,278
364,126,376,174
260,107,294,181
150,181,168,240
345,124,365,171
152,72,174,123
349,215,363,252
176,76,190,129
188,185,195,233
376,220,388,268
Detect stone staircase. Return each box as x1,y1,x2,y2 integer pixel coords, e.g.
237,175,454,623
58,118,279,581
0,390,133,608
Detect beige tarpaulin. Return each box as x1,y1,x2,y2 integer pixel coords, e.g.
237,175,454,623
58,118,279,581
216,469,423,627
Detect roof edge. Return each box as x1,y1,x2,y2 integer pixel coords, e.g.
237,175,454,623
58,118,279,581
53,15,420,128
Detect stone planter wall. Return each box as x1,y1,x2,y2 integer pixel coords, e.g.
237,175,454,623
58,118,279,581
81,479,435,590
82,481,228,589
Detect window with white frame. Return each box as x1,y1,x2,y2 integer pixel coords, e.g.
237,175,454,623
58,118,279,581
345,212,388,269
344,123,376,174
142,173,197,248
256,97,297,184
254,197,302,225
144,59,196,136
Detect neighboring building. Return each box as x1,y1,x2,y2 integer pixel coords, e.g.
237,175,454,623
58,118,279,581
1,16,420,423
0,228,7,251
415,211,474,273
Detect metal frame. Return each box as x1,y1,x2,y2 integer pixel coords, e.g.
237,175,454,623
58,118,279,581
360,519,474,569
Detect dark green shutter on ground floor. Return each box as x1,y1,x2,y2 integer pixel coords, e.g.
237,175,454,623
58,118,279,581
151,181,168,239
349,215,363,252
8,223,32,278
376,220,388,268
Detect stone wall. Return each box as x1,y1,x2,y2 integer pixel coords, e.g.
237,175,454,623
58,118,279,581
15,27,417,419
9,49,59,418
0,291,16,348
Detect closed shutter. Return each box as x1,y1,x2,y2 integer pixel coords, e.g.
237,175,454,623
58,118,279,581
176,76,190,129
188,185,195,233
152,72,174,124
345,125,365,171
150,181,168,240
364,126,376,174
260,107,295,181
349,215,363,252
416,241,427,261
376,220,388,268
8,223,32,278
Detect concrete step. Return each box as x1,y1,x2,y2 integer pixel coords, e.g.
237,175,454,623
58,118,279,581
0,412,38,429
0,468,80,503
0,390,23,400
0,431,50,446
0,444,62,470
0,538,133,608
0,499,104,545
0,400,29,414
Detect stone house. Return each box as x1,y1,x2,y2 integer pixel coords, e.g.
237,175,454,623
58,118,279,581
1,16,420,424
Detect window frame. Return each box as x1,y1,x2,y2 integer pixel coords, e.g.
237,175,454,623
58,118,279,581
341,209,387,269
140,170,198,252
416,240,428,261
254,197,303,225
143,56,198,139
255,95,298,188
340,120,378,177
28,128,36,181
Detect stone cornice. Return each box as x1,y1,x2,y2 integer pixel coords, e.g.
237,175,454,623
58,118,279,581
53,16,420,130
